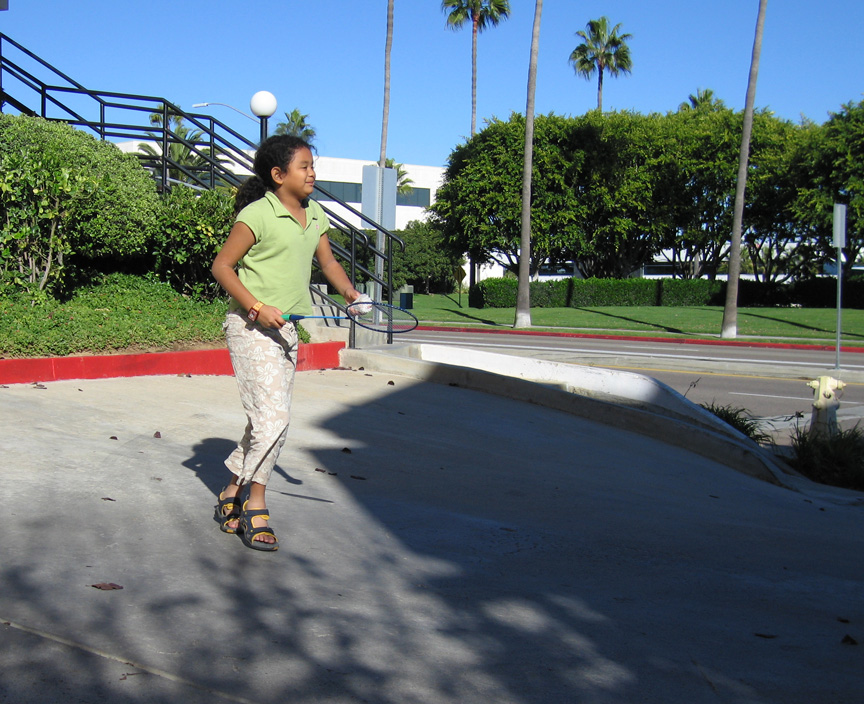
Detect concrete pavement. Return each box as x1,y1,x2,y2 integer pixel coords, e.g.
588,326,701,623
1,344,863,704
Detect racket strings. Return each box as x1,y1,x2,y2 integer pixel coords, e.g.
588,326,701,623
347,302,417,333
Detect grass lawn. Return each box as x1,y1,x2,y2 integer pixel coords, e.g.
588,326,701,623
408,294,864,345
2,278,862,359
1,275,228,358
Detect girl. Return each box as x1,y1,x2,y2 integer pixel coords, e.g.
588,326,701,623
211,135,363,551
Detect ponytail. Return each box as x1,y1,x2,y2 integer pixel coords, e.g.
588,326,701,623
234,175,268,216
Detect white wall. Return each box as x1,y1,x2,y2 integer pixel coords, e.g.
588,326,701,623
115,141,444,231
312,156,444,230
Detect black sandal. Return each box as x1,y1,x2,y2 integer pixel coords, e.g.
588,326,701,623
213,488,242,534
238,500,279,552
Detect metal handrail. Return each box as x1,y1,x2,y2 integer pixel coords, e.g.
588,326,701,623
0,31,406,344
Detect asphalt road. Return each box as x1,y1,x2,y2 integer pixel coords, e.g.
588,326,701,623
403,328,864,446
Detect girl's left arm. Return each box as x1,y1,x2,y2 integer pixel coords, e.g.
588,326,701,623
316,235,363,304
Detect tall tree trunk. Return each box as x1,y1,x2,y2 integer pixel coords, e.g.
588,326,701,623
471,16,479,136
378,0,394,167
597,65,603,112
515,0,543,328
721,0,768,339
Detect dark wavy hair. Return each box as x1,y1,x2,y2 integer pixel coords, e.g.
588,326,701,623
234,135,312,215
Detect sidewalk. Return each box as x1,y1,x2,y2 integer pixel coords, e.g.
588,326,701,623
1,344,862,703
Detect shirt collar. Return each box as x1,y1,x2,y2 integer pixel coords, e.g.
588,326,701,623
264,191,317,222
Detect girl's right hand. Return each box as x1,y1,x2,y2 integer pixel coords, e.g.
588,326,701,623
257,305,285,329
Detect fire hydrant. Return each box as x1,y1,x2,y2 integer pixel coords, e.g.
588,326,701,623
807,376,846,437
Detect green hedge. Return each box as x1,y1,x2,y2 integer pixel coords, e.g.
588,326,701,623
0,115,159,266
658,278,724,306
151,187,234,300
470,276,863,309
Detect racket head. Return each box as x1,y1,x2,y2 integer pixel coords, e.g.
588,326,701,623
345,301,418,333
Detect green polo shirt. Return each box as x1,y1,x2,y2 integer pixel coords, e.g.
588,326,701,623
231,191,329,316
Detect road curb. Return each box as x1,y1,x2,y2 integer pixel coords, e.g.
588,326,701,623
0,342,346,385
417,325,864,353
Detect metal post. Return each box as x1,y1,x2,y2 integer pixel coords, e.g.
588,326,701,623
836,244,843,371
250,91,277,146
161,102,169,192
833,203,846,370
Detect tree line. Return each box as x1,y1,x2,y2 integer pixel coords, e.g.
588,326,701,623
430,99,863,285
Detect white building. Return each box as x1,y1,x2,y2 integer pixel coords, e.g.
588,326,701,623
116,141,444,231
312,156,444,231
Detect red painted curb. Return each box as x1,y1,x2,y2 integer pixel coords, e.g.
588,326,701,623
416,326,864,354
0,342,346,385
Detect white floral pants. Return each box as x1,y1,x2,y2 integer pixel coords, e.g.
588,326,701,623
223,312,298,486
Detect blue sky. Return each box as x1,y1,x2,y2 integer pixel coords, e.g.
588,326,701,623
2,1,862,168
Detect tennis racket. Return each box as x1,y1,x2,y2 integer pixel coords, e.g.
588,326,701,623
283,301,418,333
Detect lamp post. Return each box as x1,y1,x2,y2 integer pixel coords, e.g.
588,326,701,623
193,90,278,144
192,101,257,122
250,91,278,144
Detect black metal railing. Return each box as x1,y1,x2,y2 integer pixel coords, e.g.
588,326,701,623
0,32,404,344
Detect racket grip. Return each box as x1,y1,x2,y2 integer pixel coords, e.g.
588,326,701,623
283,314,304,321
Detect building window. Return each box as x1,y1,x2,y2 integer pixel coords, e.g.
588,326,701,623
315,180,362,203
397,188,431,208
315,180,430,208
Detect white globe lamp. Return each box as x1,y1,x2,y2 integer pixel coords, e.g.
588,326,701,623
250,91,278,142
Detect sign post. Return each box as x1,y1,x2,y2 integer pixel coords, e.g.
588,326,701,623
833,203,846,370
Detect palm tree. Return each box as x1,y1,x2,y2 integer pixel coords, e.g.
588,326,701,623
384,158,414,195
569,16,632,112
441,0,511,136
514,0,543,329
138,105,213,186
721,0,768,339
678,88,726,112
379,0,394,168
273,108,316,142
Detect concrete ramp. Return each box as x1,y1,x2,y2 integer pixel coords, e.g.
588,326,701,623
341,343,798,488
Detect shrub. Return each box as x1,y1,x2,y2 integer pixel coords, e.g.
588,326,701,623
0,149,94,296
788,425,864,491
529,279,568,307
568,278,658,307
791,277,842,308
468,274,864,310
470,277,517,307
472,276,661,308
701,402,772,444
661,279,724,306
152,186,235,299
393,220,461,294
0,273,227,358
790,277,864,310
0,114,160,290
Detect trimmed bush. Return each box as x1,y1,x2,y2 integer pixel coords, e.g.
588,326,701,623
792,277,863,309
0,114,159,268
660,279,724,306
152,186,235,299
567,278,658,307
469,274,863,309
470,277,517,308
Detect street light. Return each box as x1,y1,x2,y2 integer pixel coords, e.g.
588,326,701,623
193,90,278,144
192,101,257,122
250,90,278,144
